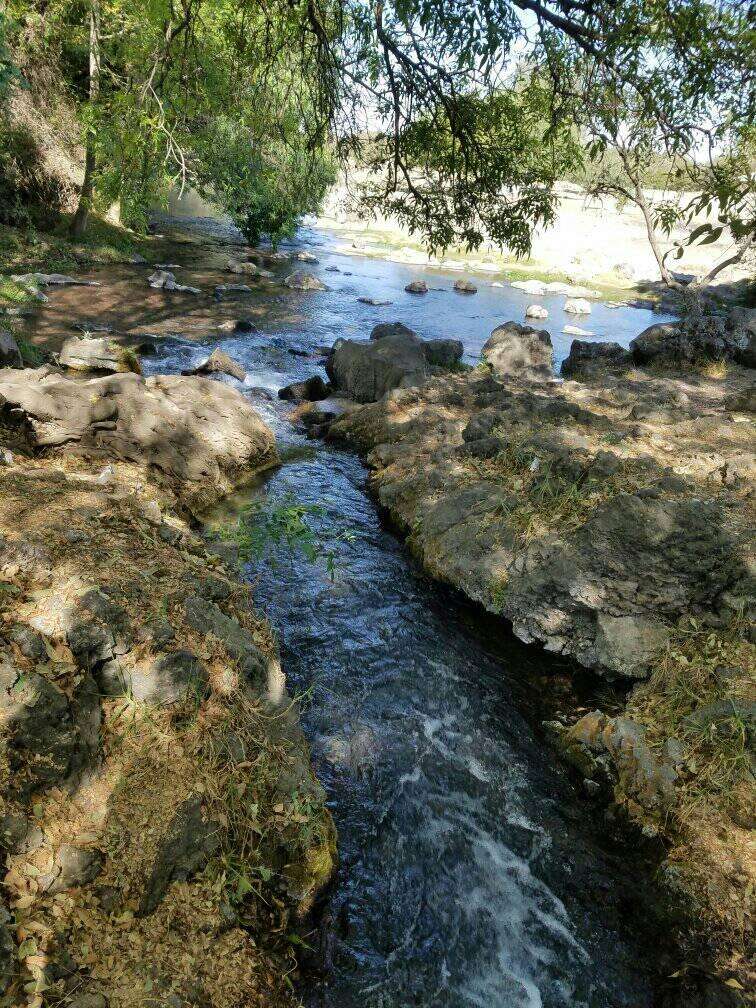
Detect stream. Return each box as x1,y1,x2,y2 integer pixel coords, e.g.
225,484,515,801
36,216,676,1007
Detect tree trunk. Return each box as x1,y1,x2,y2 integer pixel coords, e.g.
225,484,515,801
634,184,677,286
69,2,100,239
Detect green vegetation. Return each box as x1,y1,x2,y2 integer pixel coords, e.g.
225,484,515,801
0,2,751,265
220,494,354,579
629,617,755,824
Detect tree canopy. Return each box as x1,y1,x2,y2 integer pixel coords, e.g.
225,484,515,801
3,0,754,251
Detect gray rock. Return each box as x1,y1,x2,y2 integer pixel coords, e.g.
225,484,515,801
454,279,477,294
140,798,221,915
358,297,393,306
594,614,669,679
559,711,678,814
147,270,200,295
370,322,416,341
60,336,141,374
182,595,268,686
564,297,591,314
525,304,548,319
683,699,756,732
278,375,331,402
3,661,101,800
423,339,464,368
405,280,428,294
182,348,246,382
13,272,100,288
511,279,546,296
284,270,326,291
561,340,631,376
292,251,319,263
0,369,277,510
481,322,553,380
226,259,260,275
214,283,253,296
326,332,427,402
0,329,23,368
41,844,104,893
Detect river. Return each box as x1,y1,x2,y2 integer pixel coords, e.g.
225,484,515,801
140,215,671,1007
35,212,675,1006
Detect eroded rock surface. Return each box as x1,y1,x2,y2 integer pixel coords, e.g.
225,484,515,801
0,367,277,510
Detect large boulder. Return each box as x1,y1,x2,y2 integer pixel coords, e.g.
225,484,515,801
454,279,477,294
182,348,246,382
284,270,326,292
59,336,141,374
630,323,689,364
326,332,427,402
405,280,428,294
368,324,462,367
0,368,278,510
481,322,553,380
727,307,756,368
557,711,679,816
511,279,546,295
562,340,631,376
0,330,22,369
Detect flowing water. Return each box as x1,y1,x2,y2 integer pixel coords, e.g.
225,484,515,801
35,216,675,1007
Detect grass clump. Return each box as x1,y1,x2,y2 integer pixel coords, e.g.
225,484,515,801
465,432,654,545
628,616,755,823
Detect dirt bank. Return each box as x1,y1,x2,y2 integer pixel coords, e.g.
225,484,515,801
0,372,335,1006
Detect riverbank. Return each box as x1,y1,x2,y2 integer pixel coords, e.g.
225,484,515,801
0,364,335,1005
323,334,754,1000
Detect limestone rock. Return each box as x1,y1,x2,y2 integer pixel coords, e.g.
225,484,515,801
511,279,546,296
226,259,261,275
564,297,592,314
326,332,427,402
13,272,100,288
0,368,278,510
358,297,393,306
525,304,548,319
284,270,326,291
147,270,200,294
561,340,631,376
405,280,428,294
292,251,319,263
454,279,477,294
60,336,141,374
140,798,221,915
0,329,22,368
563,325,594,337
182,348,246,382
481,322,553,380
214,284,253,296
278,375,331,402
